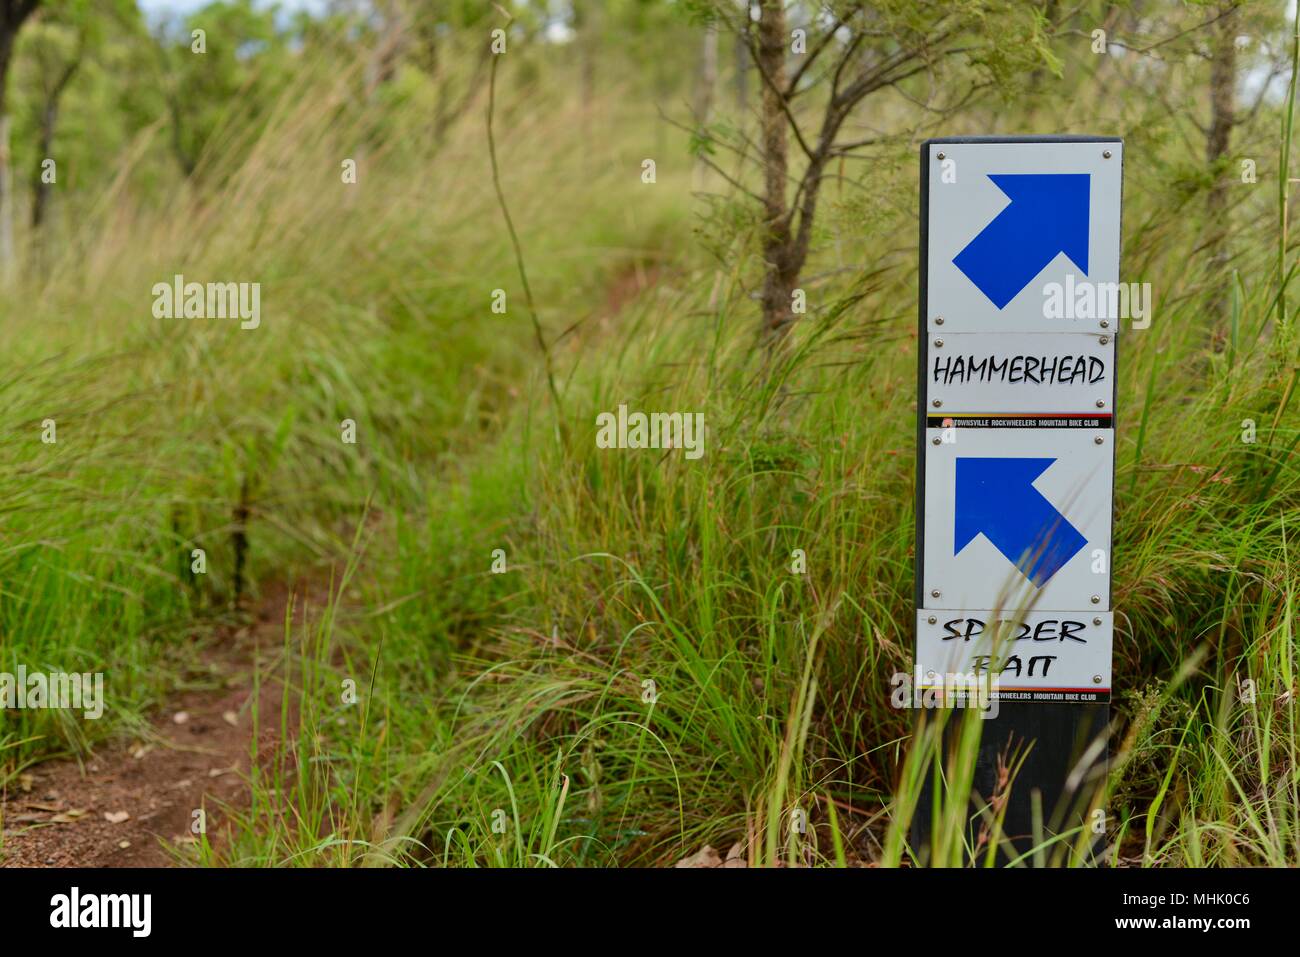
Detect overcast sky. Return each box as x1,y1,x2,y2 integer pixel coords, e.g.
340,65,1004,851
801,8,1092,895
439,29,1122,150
138,0,332,21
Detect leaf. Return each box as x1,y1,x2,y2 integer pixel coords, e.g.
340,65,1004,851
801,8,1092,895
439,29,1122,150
48,808,88,823
104,810,131,824
722,841,747,868
674,844,722,868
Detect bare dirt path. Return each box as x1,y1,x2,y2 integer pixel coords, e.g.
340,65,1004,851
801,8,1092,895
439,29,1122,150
0,583,307,867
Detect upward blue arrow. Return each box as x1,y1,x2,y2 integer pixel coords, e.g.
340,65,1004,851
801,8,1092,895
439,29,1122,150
952,174,1090,309
955,457,1087,588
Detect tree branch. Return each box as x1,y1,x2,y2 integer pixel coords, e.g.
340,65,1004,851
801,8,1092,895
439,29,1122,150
784,4,865,97
744,30,816,162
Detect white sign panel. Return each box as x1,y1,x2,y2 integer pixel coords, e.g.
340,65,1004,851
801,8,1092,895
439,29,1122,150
917,137,1121,706
925,332,1114,415
926,141,1123,335
922,427,1113,611
915,610,1112,700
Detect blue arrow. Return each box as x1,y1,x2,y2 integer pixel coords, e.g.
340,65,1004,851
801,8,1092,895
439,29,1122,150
952,174,1090,309
955,457,1087,587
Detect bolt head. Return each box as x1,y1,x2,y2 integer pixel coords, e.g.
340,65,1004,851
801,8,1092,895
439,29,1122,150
1099,336,1110,345
936,152,945,160
1091,595,1101,604
1094,436,1104,445
1093,617,1102,625
934,316,944,325
1099,319,1110,329
931,436,941,445
927,615,937,625
1103,150,1112,158
1093,674,1103,684
930,589,941,598
934,338,944,347
1096,399,1105,408
932,399,942,408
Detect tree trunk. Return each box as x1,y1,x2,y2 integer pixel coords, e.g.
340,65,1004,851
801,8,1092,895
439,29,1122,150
0,1,39,279
33,58,77,237
32,108,54,230
1206,6,1237,183
693,23,718,188
1206,4,1237,250
0,32,15,283
576,0,596,168
757,0,794,339
695,22,718,123
734,14,749,114
1206,1,1238,327
29,100,54,272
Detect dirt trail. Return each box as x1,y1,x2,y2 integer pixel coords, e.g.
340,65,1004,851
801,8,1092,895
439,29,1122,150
0,583,307,867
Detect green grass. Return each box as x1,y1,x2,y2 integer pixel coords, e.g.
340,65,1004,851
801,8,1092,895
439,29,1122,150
2,34,1298,868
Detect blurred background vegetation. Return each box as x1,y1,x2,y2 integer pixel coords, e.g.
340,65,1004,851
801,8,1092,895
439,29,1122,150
0,0,1296,867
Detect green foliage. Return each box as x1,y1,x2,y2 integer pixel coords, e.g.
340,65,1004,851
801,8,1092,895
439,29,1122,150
1,0,1298,870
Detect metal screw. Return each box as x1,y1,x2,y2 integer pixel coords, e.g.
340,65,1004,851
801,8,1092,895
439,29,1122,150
932,399,942,408
926,670,936,679
934,316,944,325
936,151,945,160
931,589,941,598
1093,675,1103,684
934,338,944,347
1094,436,1104,445
927,616,937,625
1099,336,1110,345
931,436,941,445
1093,617,1102,626
1096,399,1105,408
1091,595,1101,604
1099,319,1110,329
1103,150,1112,158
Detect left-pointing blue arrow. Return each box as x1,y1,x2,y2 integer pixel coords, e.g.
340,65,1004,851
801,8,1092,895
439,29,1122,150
952,173,1090,309
955,457,1088,587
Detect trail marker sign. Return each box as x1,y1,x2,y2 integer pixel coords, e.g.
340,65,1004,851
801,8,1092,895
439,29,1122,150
924,141,1123,334
921,427,1114,627
915,136,1122,855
